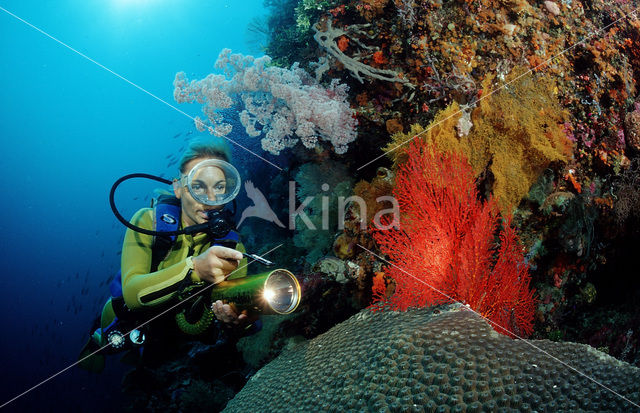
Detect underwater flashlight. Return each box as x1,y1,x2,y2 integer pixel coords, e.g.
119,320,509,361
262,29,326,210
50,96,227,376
175,269,301,335
211,269,301,315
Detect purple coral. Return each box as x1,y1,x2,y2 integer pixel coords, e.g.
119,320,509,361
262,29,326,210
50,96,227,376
174,49,358,155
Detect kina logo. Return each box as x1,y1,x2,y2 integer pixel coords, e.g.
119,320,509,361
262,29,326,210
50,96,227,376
237,181,286,228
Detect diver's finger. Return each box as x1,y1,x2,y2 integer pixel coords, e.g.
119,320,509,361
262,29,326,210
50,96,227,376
222,303,235,317
210,245,243,261
212,300,223,315
214,310,231,323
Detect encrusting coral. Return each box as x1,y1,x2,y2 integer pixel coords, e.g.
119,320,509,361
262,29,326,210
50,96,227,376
223,305,640,412
350,166,396,228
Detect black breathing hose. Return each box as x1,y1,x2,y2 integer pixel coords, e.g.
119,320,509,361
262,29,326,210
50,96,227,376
109,173,209,236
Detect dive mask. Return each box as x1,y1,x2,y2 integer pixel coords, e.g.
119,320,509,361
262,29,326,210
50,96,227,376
181,159,241,206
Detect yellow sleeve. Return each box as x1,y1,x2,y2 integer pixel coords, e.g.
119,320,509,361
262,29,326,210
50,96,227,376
120,209,193,310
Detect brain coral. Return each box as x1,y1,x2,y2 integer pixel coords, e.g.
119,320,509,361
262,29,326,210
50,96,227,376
224,305,640,412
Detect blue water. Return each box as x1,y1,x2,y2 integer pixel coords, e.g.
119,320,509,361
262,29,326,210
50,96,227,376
0,1,270,410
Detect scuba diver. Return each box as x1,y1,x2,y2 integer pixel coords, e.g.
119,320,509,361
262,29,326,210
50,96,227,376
79,136,299,372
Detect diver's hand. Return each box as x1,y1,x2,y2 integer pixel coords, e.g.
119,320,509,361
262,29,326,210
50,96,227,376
192,246,242,284
212,300,248,325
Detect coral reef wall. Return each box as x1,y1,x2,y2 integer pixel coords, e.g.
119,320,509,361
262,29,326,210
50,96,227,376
256,0,640,364
174,0,640,380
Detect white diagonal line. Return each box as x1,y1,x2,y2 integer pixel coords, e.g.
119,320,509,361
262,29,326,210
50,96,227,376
0,244,283,409
0,6,282,171
357,6,640,171
358,243,640,408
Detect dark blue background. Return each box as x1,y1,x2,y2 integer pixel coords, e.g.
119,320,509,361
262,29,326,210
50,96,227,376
0,1,275,410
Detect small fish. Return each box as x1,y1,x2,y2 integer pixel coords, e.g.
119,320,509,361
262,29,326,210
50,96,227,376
172,133,182,139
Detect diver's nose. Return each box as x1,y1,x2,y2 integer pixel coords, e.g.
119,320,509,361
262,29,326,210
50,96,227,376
205,187,217,201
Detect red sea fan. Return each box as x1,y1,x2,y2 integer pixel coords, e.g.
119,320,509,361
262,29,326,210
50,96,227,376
371,141,536,337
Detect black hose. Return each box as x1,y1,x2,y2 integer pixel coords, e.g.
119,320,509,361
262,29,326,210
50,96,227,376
109,173,207,236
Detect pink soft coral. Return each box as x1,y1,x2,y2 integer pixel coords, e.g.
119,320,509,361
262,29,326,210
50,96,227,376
174,49,357,155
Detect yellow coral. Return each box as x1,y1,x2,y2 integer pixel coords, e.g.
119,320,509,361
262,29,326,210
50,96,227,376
384,102,466,168
470,69,572,213
352,167,395,227
383,68,572,214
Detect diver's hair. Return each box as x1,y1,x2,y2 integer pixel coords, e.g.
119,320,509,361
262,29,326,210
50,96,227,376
179,136,232,174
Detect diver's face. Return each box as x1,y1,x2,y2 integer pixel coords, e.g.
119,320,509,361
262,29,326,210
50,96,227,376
174,157,226,228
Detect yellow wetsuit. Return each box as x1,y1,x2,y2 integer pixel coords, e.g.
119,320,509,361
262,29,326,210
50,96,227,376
100,208,247,330
80,205,248,372
122,208,247,308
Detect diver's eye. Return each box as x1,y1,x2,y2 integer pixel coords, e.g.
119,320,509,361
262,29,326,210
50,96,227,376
191,183,205,194
214,184,226,193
